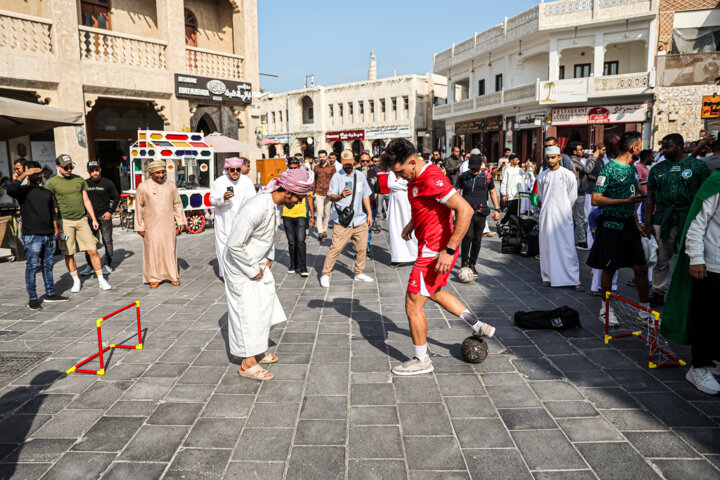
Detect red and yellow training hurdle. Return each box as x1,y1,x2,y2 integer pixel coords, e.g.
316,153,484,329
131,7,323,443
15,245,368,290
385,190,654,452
66,301,143,376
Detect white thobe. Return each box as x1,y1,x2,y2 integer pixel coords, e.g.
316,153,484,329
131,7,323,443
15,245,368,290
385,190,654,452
521,170,536,213
387,172,418,263
537,167,580,287
223,193,286,358
210,173,256,277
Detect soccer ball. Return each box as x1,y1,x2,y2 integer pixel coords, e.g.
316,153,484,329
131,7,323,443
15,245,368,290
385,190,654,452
461,335,489,363
458,267,474,283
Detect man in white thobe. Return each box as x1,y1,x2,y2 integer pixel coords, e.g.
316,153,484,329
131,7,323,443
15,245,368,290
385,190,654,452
210,157,256,278
387,171,418,264
537,146,584,291
224,168,314,381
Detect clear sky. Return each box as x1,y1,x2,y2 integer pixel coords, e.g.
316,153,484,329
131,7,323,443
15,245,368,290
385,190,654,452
258,0,540,93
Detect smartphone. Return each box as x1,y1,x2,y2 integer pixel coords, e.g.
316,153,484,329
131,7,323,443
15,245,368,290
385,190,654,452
344,180,353,190
227,186,234,193
58,232,68,241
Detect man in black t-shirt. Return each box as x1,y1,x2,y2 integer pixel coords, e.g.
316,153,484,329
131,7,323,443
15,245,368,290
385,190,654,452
80,160,120,275
456,154,501,277
7,160,69,309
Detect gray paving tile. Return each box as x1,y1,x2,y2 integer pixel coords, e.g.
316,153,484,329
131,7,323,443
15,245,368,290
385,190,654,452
348,460,407,480
404,436,465,470
445,396,496,418
557,417,623,442
202,394,253,418
184,418,244,449
0,438,74,463
351,383,395,405
232,428,293,461
398,403,453,435
653,459,720,480
224,462,286,479
452,418,514,448
464,448,533,480
286,446,345,480
147,402,203,425
349,426,403,458
177,366,225,385
485,384,541,408
257,380,305,403
575,442,662,479
511,429,586,470
299,395,347,420
498,408,556,430
393,377,442,403
529,380,584,401
119,425,189,462
166,448,232,479
39,452,115,480
544,401,599,418
624,431,701,458
0,462,50,480
635,392,713,428
246,402,300,428
71,416,144,452
350,406,399,425
102,462,167,480
408,471,469,480
305,363,349,395
675,428,720,455
436,375,486,396
532,471,596,480
295,419,346,445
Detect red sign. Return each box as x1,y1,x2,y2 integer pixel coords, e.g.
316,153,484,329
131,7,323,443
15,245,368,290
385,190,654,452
326,130,365,142
588,107,610,123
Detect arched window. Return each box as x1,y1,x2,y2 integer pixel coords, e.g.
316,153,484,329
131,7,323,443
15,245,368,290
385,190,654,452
184,9,198,47
300,96,314,125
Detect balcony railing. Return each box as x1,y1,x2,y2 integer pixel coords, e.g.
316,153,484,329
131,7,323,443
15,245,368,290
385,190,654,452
589,71,653,95
186,46,243,81
79,26,166,69
433,83,536,118
0,9,52,54
657,53,720,87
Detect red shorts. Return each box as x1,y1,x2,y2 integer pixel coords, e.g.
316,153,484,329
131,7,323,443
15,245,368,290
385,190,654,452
407,249,459,297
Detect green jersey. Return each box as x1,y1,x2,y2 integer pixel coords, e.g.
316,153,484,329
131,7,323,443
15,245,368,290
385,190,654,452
45,174,88,221
594,160,638,229
647,155,710,226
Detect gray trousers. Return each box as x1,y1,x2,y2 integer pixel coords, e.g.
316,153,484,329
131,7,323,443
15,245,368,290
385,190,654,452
377,193,389,221
651,224,680,296
572,194,587,244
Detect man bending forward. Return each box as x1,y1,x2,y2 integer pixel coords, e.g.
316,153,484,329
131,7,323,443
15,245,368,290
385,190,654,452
380,139,495,376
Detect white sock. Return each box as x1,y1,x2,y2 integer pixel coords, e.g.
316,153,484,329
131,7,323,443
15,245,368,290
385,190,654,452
413,344,428,361
70,270,80,283
95,270,104,281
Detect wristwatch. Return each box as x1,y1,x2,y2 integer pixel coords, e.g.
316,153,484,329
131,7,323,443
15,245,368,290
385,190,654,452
445,246,456,255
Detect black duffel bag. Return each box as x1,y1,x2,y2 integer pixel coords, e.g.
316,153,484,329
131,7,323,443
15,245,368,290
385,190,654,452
514,306,581,330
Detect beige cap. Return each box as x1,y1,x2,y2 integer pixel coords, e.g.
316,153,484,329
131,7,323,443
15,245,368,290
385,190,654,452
340,149,355,163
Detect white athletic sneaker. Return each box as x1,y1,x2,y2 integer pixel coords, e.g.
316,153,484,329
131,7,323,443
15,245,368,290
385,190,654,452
474,322,496,338
320,275,330,288
71,280,82,293
391,356,434,376
354,273,373,283
78,264,94,276
599,306,619,327
686,366,720,395
98,278,112,291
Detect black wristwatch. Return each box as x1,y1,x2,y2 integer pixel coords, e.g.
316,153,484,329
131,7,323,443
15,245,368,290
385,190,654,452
445,246,456,255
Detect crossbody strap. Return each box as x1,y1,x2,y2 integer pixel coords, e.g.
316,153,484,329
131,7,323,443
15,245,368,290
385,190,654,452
335,171,358,213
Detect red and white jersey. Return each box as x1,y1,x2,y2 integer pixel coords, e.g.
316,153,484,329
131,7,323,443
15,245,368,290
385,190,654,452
408,162,455,254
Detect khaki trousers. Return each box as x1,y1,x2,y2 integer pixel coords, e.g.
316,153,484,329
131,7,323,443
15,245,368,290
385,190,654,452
315,195,333,235
322,222,368,276
651,224,680,296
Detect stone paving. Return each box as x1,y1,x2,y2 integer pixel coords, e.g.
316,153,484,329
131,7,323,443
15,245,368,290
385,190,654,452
0,219,719,480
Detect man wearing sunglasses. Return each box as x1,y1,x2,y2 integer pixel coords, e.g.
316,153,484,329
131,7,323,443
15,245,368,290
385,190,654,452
210,157,257,278
45,154,111,292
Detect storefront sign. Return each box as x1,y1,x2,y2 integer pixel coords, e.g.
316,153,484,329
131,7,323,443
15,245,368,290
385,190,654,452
265,134,290,143
515,114,544,129
485,116,503,132
551,103,649,125
702,95,720,119
454,119,485,135
539,78,588,104
326,130,365,142
365,125,412,139
175,74,252,105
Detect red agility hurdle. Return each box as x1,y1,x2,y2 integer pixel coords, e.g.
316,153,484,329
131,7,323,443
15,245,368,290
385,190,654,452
603,292,685,369
66,301,143,376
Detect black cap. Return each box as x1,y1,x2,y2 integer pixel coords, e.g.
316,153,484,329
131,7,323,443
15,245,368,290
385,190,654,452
87,160,100,169
468,154,484,170
288,157,300,164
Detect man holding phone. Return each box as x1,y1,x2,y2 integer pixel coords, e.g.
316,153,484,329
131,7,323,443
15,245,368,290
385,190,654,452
587,132,649,326
210,157,256,278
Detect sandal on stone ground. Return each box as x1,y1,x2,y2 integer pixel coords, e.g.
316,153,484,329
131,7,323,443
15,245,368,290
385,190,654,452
542,281,551,287
171,280,181,286
259,352,278,364
237,364,274,381
149,282,160,288
574,284,586,292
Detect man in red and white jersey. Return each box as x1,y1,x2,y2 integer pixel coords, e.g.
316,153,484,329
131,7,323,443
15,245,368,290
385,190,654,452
379,139,496,376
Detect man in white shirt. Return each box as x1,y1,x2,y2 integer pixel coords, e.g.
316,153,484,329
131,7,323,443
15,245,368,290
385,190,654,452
209,157,256,278
499,153,526,222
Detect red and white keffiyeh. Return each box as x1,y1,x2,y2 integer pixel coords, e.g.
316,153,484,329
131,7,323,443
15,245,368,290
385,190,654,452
263,168,314,196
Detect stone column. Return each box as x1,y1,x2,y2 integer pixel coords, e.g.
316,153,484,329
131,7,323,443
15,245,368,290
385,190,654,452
593,33,605,77
548,38,560,81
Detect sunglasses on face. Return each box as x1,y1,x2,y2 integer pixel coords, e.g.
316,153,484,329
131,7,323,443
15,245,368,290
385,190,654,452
227,168,241,173
62,164,74,170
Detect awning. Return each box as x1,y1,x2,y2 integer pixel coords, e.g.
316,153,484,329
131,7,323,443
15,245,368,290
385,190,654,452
0,96,83,141
204,132,260,153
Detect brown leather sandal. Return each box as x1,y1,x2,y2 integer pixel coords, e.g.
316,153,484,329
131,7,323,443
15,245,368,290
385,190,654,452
149,282,160,288
259,352,278,364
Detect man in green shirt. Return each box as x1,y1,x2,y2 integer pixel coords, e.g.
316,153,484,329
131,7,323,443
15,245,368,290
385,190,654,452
644,134,710,306
587,132,648,326
45,154,111,293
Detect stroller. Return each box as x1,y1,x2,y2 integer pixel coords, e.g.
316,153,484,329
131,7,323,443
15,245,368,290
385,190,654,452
497,192,539,257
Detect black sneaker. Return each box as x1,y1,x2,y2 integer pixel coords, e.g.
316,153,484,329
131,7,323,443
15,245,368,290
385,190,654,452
288,268,296,274
469,265,478,277
576,242,590,250
366,251,373,260
649,292,665,307
28,299,42,310
44,294,70,302
299,269,309,277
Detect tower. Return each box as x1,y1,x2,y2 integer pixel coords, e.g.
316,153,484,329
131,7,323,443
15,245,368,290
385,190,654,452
368,49,377,81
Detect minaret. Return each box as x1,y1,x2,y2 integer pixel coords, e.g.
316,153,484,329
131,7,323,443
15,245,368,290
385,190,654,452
368,49,377,81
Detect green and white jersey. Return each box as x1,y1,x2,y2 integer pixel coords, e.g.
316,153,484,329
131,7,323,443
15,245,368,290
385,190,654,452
647,155,710,225
594,160,638,229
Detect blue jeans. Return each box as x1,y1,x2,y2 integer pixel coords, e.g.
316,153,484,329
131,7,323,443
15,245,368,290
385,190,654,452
366,209,377,252
22,234,56,300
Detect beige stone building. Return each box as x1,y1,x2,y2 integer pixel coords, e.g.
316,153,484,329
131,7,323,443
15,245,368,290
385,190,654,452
651,1,720,144
258,53,447,159
0,0,259,204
